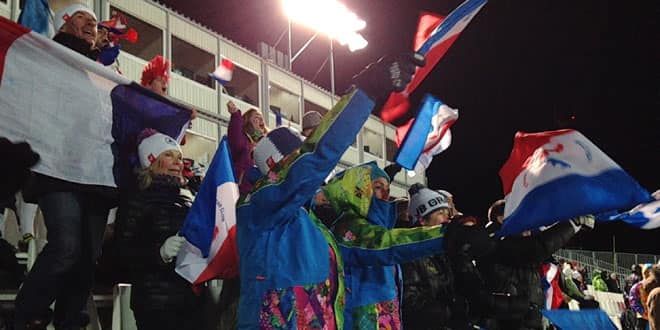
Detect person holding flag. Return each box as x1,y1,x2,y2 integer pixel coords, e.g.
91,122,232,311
114,128,203,330
236,53,424,329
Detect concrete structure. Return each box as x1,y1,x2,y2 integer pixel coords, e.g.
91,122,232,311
1,0,427,198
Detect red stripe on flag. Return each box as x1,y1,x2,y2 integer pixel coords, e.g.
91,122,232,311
414,12,445,51
422,118,456,153
498,129,574,196
192,225,239,288
0,17,30,87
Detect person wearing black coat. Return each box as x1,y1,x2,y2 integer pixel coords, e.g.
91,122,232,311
477,216,593,330
13,5,116,330
114,129,202,330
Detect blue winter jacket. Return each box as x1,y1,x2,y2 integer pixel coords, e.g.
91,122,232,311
236,89,374,329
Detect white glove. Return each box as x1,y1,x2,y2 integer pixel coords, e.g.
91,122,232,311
569,215,595,232
160,235,186,263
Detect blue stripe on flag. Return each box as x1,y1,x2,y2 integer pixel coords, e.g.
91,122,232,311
180,137,236,257
417,0,487,55
498,169,652,237
395,94,442,170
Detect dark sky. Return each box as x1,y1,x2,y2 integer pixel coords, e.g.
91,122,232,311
159,0,659,254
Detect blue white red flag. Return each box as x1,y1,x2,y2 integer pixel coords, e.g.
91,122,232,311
395,94,457,170
0,17,191,188
379,0,486,124
498,129,652,237
540,262,563,310
209,58,234,85
176,137,240,287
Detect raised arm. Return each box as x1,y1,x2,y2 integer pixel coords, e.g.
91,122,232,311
334,214,445,267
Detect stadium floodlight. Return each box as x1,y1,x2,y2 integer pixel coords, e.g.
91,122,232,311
283,0,368,52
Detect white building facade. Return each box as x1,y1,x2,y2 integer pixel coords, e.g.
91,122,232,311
1,0,426,197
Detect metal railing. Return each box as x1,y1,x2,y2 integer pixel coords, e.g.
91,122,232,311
554,249,660,288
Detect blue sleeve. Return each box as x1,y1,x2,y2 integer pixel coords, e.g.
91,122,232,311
334,215,445,267
239,89,374,229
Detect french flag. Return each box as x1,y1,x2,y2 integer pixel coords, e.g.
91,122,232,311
209,58,234,85
0,17,191,188
394,94,458,171
540,262,564,310
498,129,652,237
176,137,240,288
378,0,486,124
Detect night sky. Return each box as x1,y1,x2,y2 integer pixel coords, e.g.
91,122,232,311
159,0,659,254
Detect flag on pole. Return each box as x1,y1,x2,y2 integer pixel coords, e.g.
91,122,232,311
498,129,652,237
176,137,240,287
209,58,234,85
394,94,458,170
17,0,54,37
0,17,191,188
379,0,487,124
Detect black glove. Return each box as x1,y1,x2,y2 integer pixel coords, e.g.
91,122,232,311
352,53,425,107
384,163,403,180
0,138,40,200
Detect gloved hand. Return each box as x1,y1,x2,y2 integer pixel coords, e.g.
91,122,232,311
383,163,403,180
569,215,595,232
98,45,121,66
159,235,186,263
0,138,40,200
352,53,425,106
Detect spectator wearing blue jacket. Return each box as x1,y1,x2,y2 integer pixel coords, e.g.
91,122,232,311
236,54,425,329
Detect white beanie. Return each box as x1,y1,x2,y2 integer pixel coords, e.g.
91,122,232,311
253,127,303,175
138,132,181,168
54,4,97,32
408,183,449,224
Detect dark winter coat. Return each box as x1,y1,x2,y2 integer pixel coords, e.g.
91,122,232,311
479,222,577,330
114,175,198,313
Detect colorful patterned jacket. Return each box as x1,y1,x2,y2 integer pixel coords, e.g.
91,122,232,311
236,89,374,329
324,164,446,329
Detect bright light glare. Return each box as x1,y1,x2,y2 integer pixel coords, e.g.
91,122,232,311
283,0,368,52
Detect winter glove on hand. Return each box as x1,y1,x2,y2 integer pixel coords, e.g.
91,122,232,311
569,215,595,233
98,45,121,66
384,163,403,180
0,138,40,200
159,235,186,263
352,53,425,109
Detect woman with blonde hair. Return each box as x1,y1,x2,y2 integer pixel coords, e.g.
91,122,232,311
115,128,202,330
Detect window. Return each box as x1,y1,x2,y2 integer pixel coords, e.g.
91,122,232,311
362,128,384,158
110,7,162,61
304,100,328,116
171,37,215,88
223,65,259,107
386,138,397,162
269,84,300,124
181,132,217,169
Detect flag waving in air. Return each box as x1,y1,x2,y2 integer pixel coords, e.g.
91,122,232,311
378,0,487,124
176,137,240,287
394,94,458,171
498,129,652,237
